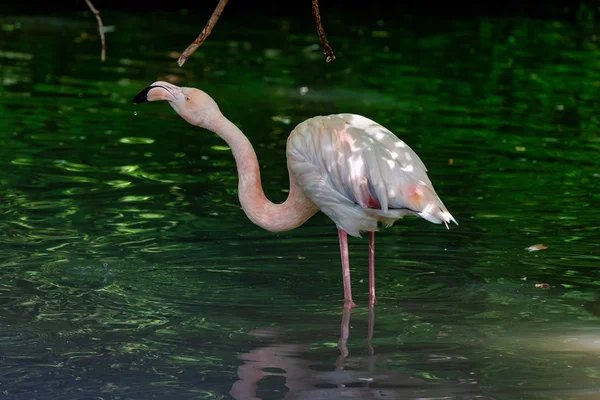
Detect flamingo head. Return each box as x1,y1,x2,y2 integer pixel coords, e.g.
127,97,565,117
133,81,221,129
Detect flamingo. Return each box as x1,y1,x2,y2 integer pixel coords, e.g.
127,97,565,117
133,81,457,307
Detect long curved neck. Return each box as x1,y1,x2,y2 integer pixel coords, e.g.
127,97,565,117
207,114,319,232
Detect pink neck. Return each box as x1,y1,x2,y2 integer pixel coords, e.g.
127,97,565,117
209,115,318,232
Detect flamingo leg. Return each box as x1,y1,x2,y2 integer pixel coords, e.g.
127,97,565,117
337,229,355,307
369,231,376,305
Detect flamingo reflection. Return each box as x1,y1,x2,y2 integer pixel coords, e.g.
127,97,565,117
229,305,426,399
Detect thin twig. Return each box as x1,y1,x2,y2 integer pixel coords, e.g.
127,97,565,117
311,0,335,62
84,0,106,62
178,0,229,67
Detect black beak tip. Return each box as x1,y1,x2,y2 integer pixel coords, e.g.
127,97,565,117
132,86,154,104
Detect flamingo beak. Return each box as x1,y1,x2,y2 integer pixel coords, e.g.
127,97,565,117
133,83,177,103
132,85,156,103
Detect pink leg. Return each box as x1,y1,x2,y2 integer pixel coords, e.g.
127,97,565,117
337,229,355,307
369,231,376,305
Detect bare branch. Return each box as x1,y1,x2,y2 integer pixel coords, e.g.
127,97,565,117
84,0,106,62
178,0,229,67
311,0,336,62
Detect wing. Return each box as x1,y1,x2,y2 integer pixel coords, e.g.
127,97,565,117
287,114,455,236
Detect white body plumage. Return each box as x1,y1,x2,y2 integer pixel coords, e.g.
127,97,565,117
287,114,456,237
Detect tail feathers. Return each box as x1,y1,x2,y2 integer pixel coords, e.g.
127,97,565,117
411,184,458,228
418,202,458,228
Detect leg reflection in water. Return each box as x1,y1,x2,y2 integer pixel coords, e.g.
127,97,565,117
335,304,376,379
229,304,427,400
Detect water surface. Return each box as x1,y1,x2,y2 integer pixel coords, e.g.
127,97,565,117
1,8,600,400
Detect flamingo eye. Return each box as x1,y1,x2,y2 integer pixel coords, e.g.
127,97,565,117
185,96,190,101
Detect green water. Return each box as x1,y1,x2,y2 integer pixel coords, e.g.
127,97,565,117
1,7,600,400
